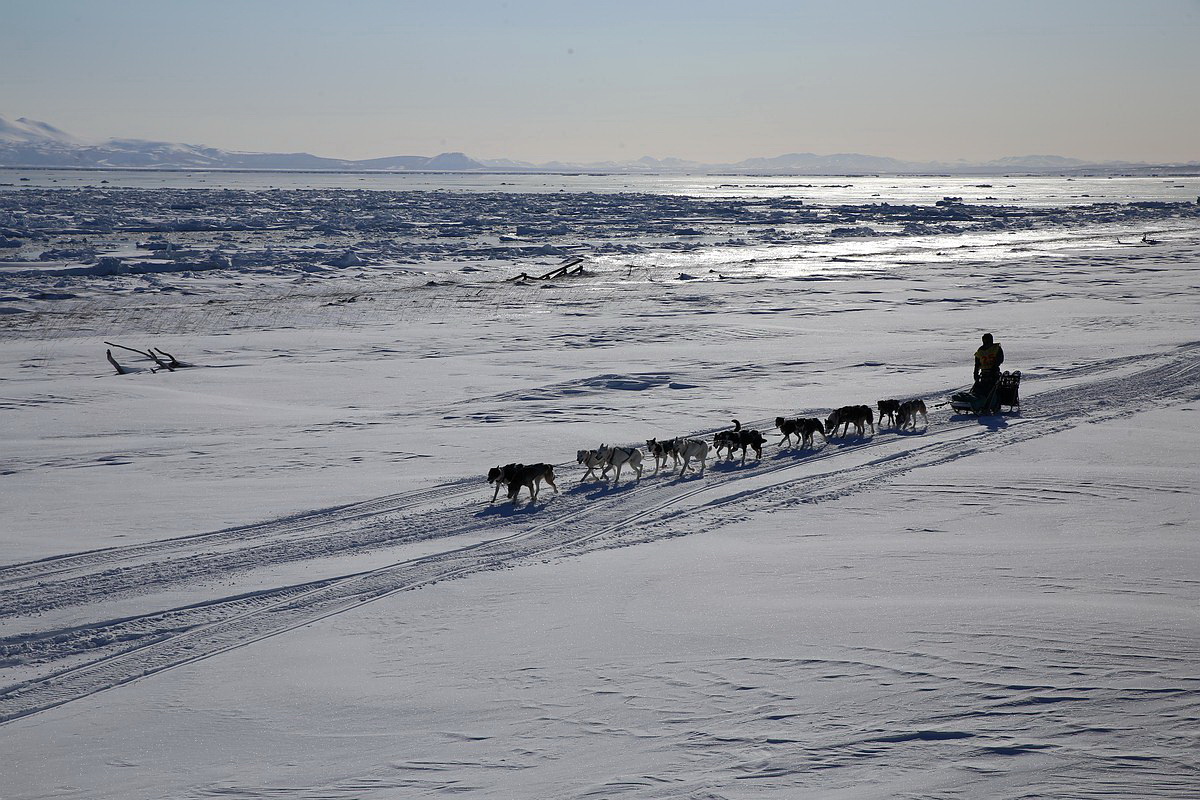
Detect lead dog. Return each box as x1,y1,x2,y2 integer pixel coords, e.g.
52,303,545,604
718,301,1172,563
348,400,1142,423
897,399,928,430
487,462,558,504
487,462,522,502
505,462,559,504
826,405,875,438
597,443,644,482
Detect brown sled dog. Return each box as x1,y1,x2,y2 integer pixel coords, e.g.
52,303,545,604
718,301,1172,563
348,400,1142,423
776,416,827,449
897,399,928,430
826,405,875,437
877,399,902,428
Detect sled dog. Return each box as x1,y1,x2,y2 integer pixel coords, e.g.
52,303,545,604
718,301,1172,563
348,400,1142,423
488,462,558,504
775,416,803,448
713,425,741,460
577,449,608,482
729,419,765,463
505,463,559,504
877,399,901,428
797,417,826,449
826,405,875,438
597,444,644,482
776,416,827,449
645,437,680,473
487,463,522,503
897,399,928,430
674,437,710,475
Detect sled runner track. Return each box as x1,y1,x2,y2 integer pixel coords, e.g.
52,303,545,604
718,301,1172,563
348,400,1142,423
2,344,1198,725
0,408,950,615
0,414,960,618
0,478,486,588
0,477,490,608
543,343,1200,555
0,430,928,681
0,472,720,724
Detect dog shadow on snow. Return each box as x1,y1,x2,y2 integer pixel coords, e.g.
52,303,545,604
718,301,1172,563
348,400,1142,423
819,436,874,450
571,480,641,500
887,427,930,437
708,458,759,473
476,501,547,518
769,446,829,460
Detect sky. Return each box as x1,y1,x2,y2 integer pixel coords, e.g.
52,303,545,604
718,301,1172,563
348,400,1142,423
3,0,1198,164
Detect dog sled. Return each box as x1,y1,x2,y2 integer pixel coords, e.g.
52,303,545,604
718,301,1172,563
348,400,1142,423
950,370,1021,415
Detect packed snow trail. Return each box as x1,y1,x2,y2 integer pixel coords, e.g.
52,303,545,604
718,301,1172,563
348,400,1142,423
1,342,1197,724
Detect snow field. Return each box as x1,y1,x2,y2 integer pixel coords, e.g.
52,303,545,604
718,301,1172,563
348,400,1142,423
4,403,1196,798
2,180,1198,798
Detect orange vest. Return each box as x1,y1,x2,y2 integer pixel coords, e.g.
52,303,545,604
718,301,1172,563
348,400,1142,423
975,343,1002,370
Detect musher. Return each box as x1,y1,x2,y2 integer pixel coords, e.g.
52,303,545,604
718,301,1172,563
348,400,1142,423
972,333,1004,412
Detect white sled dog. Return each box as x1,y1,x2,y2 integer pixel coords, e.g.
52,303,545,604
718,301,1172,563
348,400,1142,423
674,437,710,475
576,448,609,482
597,444,644,482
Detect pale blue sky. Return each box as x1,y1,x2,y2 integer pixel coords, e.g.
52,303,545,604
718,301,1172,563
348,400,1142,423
3,0,1198,163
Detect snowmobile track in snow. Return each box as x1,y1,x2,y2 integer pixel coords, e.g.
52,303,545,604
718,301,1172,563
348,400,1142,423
2,342,1197,725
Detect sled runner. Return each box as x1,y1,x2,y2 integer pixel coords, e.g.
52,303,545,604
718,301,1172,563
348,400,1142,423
950,370,1021,415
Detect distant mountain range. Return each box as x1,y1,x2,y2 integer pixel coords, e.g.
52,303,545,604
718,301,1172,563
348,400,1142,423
2,115,1195,175
0,116,487,172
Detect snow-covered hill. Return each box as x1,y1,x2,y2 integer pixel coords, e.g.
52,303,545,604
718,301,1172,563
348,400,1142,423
0,115,486,171
0,115,84,145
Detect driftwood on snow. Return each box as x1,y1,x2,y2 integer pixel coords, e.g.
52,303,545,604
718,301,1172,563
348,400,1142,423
105,349,127,375
506,256,587,282
104,341,189,375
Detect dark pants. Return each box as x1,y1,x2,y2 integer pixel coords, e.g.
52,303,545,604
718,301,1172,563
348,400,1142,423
972,370,1001,411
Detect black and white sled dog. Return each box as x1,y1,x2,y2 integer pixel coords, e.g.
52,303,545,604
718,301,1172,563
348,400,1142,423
826,405,875,438
715,419,766,464
487,462,559,504
713,425,741,460
897,399,928,430
645,437,681,473
487,463,521,502
597,443,644,482
576,449,608,482
775,416,827,449
877,399,902,428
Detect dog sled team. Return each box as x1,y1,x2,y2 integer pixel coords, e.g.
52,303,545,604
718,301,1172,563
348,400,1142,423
488,397,928,504
488,334,1010,504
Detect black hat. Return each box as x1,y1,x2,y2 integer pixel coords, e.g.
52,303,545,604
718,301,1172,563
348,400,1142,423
982,333,994,344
